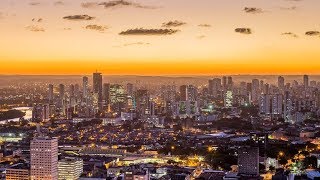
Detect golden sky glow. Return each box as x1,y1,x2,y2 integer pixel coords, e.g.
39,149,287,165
0,0,320,75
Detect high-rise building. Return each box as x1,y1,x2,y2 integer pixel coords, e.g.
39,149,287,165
103,83,110,104
284,91,294,123
224,90,233,108
303,75,309,88
176,101,198,117
186,85,197,101
180,85,187,101
238,147,259,176
110,84,126,104
250,132,268,157
208,78,221,97
74,84,80,98
240,81,247,96
251,79,260,105
222,76,227,89
260,80,264,92
58,84,65,108
278,76,285,92
135,89,149,115
93,72,103,102
259,94,283,116
69,84,75,97
82,76,89,98
59,84,65,99
227,76,233,90
32,104,50,122
30,137,58,180
48,84,54,102
310,80,317,87
58,157,83,180
127,83,134,97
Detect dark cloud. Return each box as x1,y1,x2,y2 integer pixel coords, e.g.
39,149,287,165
305,31,320,36
235,28,252,34
119,28,179,35
244,7,263,14
26,25,45,32
197,35,206,39
280,6,297,10
198,24,211,28
63,15,95,20
98,0,157,9
85,24,108,32
81,2,99,8
54,1,64,5
281,32,298,38
162,20,186,28
32,18,43,22
123,42,150,46
29,2,40,6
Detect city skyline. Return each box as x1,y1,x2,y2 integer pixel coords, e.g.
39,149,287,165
1,0,320,75
2,0,320,178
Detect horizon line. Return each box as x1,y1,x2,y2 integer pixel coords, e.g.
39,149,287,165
0,74,316,77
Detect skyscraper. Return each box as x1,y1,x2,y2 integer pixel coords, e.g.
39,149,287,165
186,85,197,101
93,72,103,102
208,78,221,97
251,79,260,105
58,84,65,98
48,84,54,103
224,90,233,107
259,94,283,116
74,84,80,98
303,75,309,88
82,76,89,98
69,84,75,97
278,76,285,91
30,137,58,180
222,76,227,89
103,83,110,105
58,84,65,109
179,85,187,101
127,83,134,97
227,76,233,90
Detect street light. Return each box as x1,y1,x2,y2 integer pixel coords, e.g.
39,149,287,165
207,146,214,152
279,151,284,157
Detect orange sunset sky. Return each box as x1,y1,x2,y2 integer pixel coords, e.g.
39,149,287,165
0,0,320,75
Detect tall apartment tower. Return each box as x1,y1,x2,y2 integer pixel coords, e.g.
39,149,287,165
58,84,65,100
48,84,54,103
30,137,58,180
103,83,110,104
222,76,227,89
251,79,260,105
208,78,221,97
93,72,103,102
278,76,285,92
238,147,259,177
82,76,89,98
179,85,187,101
303,75,309,88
